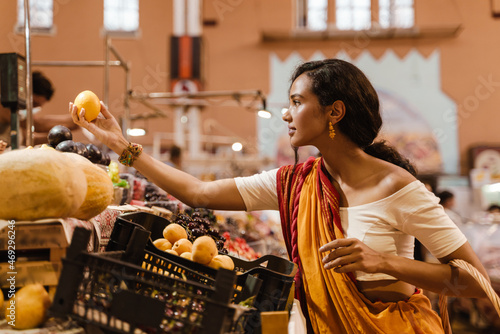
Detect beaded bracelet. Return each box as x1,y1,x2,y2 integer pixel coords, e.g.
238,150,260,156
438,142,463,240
118,142,143,167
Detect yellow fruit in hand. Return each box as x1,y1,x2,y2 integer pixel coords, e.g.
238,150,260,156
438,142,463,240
163,223,187,244
153,238,172,251
214,254,234,270
5,284,51,329
74,90,101,121
192,236,218,265
180,252,192,260
172,238,192,255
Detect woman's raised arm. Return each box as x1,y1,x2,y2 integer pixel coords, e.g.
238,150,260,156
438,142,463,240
70,101,247,210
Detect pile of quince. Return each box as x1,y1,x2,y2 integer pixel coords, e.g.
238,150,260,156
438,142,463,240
153,223,234,270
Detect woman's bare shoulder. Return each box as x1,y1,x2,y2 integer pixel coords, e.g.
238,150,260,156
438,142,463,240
379,161,417,194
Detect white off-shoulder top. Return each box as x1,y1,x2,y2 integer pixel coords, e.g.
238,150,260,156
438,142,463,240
234,169,467,281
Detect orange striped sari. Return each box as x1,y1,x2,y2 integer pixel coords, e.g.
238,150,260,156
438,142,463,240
277,157,445,333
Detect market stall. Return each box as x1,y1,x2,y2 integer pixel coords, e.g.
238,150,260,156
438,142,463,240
0,137,295,334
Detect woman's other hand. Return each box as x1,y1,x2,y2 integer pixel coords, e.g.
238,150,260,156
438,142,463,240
319,238,385,274
70,101,128,153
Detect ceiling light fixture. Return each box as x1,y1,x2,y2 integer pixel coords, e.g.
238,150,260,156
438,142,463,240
127,128,146,136
257,96,272,119
232,142,243,152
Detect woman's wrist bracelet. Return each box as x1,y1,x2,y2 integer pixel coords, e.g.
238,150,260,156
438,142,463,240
118,142,143,167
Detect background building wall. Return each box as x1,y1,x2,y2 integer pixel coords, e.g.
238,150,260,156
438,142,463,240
1,0,500,175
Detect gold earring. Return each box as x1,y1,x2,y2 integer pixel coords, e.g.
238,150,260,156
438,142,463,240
329,122,336,140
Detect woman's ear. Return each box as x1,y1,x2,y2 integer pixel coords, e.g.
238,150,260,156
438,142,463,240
329,100,345,123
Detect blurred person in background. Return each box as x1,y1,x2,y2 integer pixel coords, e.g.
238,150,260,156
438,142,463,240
166,144,183,170
438,190,463,227
487,204,500,214
0,71,77,147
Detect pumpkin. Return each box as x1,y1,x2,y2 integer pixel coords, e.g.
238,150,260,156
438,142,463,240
64,152,114,220
0,149,87,220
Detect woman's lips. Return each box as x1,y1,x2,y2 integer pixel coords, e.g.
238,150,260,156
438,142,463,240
288,128,296,136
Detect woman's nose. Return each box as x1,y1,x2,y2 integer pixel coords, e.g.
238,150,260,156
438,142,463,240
282,108,290,121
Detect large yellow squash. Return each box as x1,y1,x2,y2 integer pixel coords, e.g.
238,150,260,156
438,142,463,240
0,149,87,220
64,153,114,220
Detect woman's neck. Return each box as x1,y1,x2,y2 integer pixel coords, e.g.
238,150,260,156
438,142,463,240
319,139,368,186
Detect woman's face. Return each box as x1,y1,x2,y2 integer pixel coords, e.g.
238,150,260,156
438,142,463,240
283,74,329,147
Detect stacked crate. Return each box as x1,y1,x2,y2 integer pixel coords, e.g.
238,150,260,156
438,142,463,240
0,219,71,296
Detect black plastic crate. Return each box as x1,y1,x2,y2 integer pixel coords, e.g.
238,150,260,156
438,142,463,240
51,227,253,334
116,221,262,307
107,212,297,333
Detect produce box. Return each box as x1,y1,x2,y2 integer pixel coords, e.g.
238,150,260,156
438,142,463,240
107,212,297,333
0,260,61,288
0,219,73,295
50,227,254,334
0,219,69,250
109,222,262,307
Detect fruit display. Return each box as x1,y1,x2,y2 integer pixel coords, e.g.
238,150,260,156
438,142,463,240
173,210,227,254
51,227,245,334
74,141,89,158
55,139,79,153
5,284,51,330
73,90,101,121
0,147,117,221
0,290,4,319
63,152,114,220
47,125,72,147
86,143,102,164
191,236,218,265
214,211,287,260
153,220,235,271
46,125,111,166
0,148,87,220
222,232,260,261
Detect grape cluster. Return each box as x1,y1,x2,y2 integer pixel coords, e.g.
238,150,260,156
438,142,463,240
144,184,169,202
173,209,227,254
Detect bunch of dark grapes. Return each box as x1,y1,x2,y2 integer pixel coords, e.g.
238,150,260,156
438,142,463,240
184,207,216,224
144,184,169,202
173,210,227,254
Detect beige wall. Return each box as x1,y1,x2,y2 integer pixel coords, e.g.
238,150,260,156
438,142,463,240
0,0,173,145
1,0,500,174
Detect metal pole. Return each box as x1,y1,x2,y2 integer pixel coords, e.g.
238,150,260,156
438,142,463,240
131,90,263,99
124,62,131,141
32,60,122,67
104,35,110,107
24,0,33,147
109,44,129,71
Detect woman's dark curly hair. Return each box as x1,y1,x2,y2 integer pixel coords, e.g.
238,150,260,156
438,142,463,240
290,59,416,176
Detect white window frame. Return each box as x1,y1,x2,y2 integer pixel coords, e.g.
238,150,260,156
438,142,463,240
16,0,55,35
306,0,329,31
335,0,372,31
102,0,140,38
296,0,414,32
379,0,415,29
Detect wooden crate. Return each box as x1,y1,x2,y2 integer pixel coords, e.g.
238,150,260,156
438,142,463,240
0,219,70,295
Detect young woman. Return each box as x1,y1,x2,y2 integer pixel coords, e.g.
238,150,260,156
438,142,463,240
71,59,489,333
